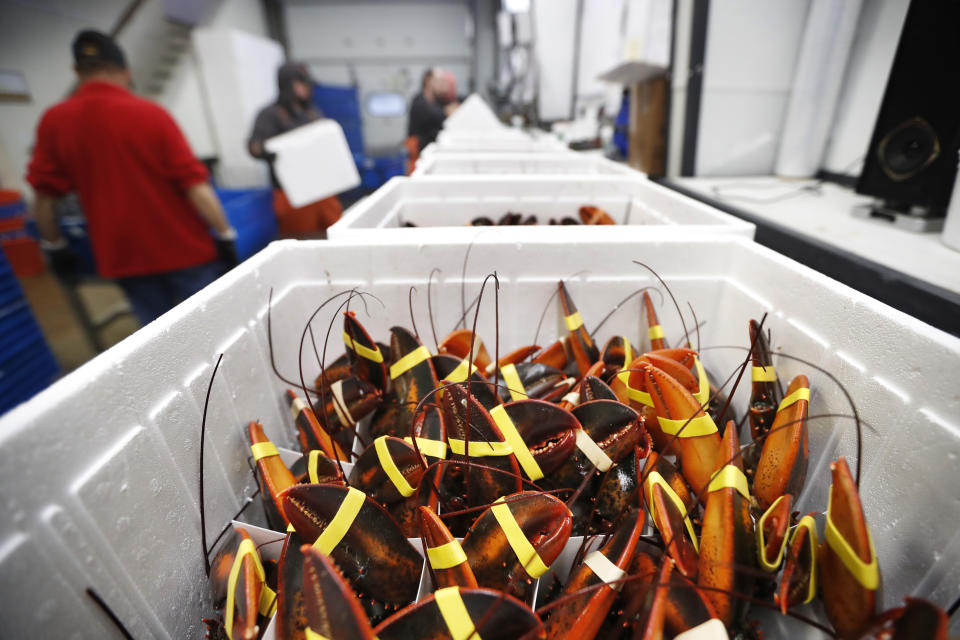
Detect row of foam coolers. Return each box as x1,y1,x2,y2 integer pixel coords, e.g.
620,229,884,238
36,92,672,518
1,234,958,637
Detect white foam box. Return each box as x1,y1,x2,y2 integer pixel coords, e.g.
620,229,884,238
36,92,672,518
422,131,569,155
411,152,640,178
327,176,755,241
1,235,959,638
441,94,505,132
264,119,361,208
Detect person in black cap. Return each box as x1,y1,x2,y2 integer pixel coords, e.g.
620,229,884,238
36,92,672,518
248,62,343,238
26,30,238,325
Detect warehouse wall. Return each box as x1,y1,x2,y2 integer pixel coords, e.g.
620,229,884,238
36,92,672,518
284,0,479,152
0,0,270,195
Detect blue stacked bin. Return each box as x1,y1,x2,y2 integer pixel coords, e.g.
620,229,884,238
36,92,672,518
215,187,277,260
0,251,59,415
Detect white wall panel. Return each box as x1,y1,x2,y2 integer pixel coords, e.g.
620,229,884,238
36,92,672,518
532,0,579,121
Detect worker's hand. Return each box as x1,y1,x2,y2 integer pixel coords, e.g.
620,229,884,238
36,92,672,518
40,238,80,282
213,227,239,270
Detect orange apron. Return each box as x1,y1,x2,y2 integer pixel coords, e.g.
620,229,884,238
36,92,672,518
272,189,343,236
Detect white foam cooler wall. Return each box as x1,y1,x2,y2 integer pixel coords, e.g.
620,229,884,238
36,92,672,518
411,153,637,177
328,176,756,239
1,236,959,638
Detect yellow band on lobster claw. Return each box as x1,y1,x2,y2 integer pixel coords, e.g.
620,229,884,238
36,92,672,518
448,438,513,457
617,371,653,407
648,324,665,341
756,494,790,572
490,405,543,481
584,550,626,591
692,357,710,406
657,414,719,438
305,628,330,640
792,515,819,604
644,471,699,552
374,436,416,497
575,428,614,472
307,450,322,484
564,311,584,331
250,441,279,462
389,346,432,380
622,338,634,370
343,330,384,363
499,363,528,401
778,386,810,412
434,587,481,640
752,365,777,382
427,539,468,570
707,464,750,500
313,487,365,555
444,358,478,384
825,490,879,590
403,436,448,459
491,498,551,578
225,537,268,639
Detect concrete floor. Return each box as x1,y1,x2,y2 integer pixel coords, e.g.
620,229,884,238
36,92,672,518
19,270,140,373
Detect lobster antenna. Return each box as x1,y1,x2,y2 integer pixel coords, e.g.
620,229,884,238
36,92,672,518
589,286,663,338
632,260,690,347
458,240,477,330
408,286,420,340
427,267,441,352
199,352,224,576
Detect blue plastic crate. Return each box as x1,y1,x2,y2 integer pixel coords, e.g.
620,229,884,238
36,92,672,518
0,340,59,415
0,301,44,360
215,188,277,261
0,200,25,219
313,83,365,155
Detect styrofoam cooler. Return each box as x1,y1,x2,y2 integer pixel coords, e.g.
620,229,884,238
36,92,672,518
421,130,568,155
1,236,959,637
327,176,755,240
411,152,640,177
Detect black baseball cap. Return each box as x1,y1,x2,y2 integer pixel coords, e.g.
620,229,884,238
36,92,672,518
72,30,127,69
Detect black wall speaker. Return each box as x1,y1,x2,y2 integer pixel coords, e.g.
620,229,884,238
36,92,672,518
856,0,960,213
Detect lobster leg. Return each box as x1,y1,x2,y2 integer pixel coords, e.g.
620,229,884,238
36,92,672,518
819,457,879,639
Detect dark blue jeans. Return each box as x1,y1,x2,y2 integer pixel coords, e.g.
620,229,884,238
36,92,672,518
117,261,225,325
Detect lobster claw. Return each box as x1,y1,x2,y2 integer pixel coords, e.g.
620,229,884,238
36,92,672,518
438,328,493,372
286,389,344,460
697,420,755,626
418,506,478,590
776,512,818,613
301,544,376,640
495,362,571,404
484,344,542,376
370,326,440,439
495,399,579,480
857,598,948,640
621,547,719,637
248,421,298,531
753,375,810,511
644,471,699,578
641,450,696,513
757,494,794,573
349,436,427,537
580,375,619,403
325,376,382,455
558,281,600,377
206,527,273,640
545,508,645,639
434,354,499,410
600,335,635,383
820,457,880,639
747,318,782,444
289,449,344,486
636,555,676,640
279,483,423,611
642,291,667,351
579,205,615,225
373,587,545,640
343,311,389,392
642,363,721,498
461,491,572,601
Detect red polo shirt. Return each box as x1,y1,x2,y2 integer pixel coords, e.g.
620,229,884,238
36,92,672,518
27,80,217,278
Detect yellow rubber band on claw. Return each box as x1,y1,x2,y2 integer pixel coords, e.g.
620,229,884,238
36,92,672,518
648,324,665,341
307,450,322,484
305,628,330,640
427,539,468,570
644,471,699,552
448,438,513,457
500,364,528,401
752,365,777,383
617,371,653,406
374,436,416,497
825,490,879,590
756,495,790,572
389,346,431,380
404,436,448,459
693,357,710,406
435,587,481,640
313,487,365,555
250,441,279,462
792,515,819,603
490,405,543,480
778,387,810,412
225,537,267,640
584,550,626,591
258,584,277,617
707,464,750,499
492,498,550,578
622,338,634,369
343,330,384,363
657,414,718,438
564,311,584,331
444,357,478,384
575,428,614,472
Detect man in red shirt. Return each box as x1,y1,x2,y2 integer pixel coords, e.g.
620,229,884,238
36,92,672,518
27,30,237,325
